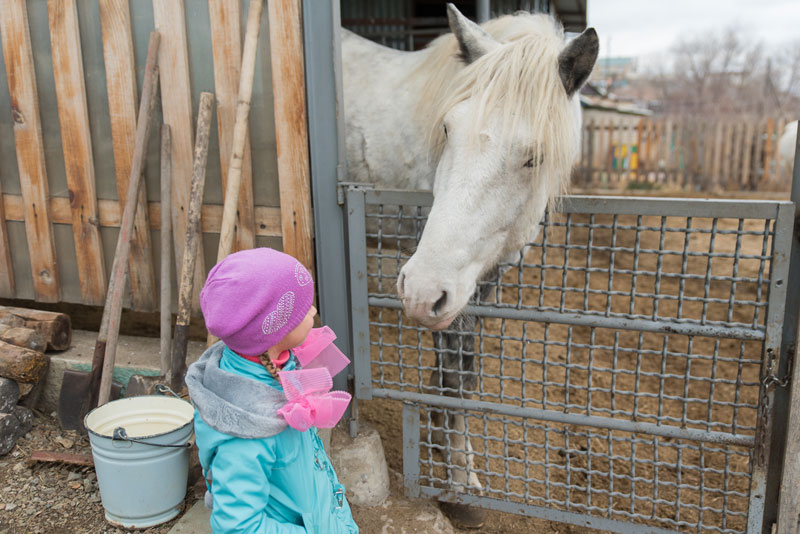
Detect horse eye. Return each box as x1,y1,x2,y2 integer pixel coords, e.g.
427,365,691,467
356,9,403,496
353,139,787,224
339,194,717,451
523,153,544,168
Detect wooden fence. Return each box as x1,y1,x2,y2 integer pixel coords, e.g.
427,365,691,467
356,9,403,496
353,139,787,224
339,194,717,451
0,0,313,312
576,116,795,192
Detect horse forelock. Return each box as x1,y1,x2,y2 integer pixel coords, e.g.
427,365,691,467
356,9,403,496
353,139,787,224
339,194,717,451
412,13,579,203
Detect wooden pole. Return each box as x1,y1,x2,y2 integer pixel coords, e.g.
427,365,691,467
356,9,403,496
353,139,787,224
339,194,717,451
160,126,172,377
216,0,263,263
96,32,161,407
171,92,215,392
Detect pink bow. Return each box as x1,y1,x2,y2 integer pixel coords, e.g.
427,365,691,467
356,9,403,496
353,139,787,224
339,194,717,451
277,368,351,432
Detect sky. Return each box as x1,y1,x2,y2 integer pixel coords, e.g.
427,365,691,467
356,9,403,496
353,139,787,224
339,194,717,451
586,0,800,67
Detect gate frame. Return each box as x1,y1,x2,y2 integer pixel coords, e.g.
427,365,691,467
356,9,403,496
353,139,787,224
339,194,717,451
343,183,798,534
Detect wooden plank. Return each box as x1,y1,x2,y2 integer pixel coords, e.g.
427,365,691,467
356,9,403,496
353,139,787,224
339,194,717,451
729,120,742,190
27,450,93,467
268,0,315,272
763,118,775,185
585,119,594,185
152,0,204,309
0,170,13,297
721,120,733,189
47,0,106,306
741,120,755,188
0,0,60,302
98,0,156,312
2,194,283,237
752,118,766,189
208,0,256,252
711,120,724,189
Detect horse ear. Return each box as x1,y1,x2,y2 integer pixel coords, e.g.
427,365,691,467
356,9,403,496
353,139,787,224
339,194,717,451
558,28,599,96
446,3,499,64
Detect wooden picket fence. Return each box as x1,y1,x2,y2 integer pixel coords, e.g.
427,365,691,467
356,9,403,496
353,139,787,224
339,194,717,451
0,0,313,311
576,116,794,192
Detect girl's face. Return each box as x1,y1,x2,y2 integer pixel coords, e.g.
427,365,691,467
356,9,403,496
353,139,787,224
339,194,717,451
268,305,317,356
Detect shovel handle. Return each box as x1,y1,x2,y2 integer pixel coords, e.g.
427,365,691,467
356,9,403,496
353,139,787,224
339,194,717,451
170,323,189,392
88,339,106,409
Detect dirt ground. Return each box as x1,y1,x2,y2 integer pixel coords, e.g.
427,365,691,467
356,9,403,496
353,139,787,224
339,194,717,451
0,410,191,534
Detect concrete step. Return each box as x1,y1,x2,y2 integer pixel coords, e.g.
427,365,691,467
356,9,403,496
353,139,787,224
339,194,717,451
39,329,207,414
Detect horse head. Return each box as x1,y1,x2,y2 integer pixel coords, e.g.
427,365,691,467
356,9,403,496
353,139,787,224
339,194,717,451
397,4,598,329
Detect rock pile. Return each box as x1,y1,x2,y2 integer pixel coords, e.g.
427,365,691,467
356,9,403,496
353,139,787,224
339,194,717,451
0,378,34,455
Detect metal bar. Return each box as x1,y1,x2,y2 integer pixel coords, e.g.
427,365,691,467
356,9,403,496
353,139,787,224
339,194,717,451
775,121,800,533
419,487,684,534
347,186,373,401
368,297,765,341
748,201,795,533
363,188,790,220
476,0,490,23
402,402,421,498
304,0,352,394
373,389,756,447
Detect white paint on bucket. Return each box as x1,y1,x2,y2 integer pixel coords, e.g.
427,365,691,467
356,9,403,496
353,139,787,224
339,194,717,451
85,395,195,529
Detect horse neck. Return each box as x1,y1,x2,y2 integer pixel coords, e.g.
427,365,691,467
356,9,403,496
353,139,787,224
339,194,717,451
342,31,440,190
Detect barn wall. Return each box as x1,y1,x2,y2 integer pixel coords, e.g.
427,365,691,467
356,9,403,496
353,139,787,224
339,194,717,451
0,0,284,311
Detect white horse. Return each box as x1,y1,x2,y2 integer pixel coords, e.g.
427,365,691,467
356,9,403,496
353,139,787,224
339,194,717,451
777,120,797,180
342,4,597,527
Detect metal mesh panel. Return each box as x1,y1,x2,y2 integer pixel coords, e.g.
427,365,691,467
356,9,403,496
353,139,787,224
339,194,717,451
417,404,752,533
350,189,793,534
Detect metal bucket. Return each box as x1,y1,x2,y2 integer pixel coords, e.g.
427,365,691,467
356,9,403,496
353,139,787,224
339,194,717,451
85,395,194,529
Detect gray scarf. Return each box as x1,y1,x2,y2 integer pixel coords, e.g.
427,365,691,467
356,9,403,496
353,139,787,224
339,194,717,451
185,342,288,439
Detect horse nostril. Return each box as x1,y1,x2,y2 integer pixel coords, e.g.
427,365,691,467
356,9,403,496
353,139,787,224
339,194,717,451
432,291,448,316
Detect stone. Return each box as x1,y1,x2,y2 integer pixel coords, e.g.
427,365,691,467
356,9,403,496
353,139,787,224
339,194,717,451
13,406,33,436
0,377,19,414
329,422,390,507
0,413,21,456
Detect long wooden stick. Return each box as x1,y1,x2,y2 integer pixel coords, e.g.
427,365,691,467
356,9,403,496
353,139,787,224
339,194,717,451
171,92,215,392
96,31,161,407
215,0,263,262
160,125,172,377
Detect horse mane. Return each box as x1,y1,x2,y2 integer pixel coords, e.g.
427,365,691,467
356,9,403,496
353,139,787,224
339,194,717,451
411,13,579,201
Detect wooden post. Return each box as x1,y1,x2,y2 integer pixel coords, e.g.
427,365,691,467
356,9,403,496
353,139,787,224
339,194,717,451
99,0,156,312
47,0,106,306
268,0,315,273
171,93,215,392
763,118,775,185
741,120,755,189
160,126,172,377
0,0,60,302
209,0,257,254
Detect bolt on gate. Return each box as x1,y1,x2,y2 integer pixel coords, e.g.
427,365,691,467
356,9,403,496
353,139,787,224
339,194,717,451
343,184,797,534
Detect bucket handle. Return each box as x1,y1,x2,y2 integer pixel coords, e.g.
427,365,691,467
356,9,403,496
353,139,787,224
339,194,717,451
112,427,192,449
154,384,189,400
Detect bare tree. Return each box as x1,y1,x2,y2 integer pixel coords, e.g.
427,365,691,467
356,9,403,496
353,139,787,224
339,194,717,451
635,25,800,118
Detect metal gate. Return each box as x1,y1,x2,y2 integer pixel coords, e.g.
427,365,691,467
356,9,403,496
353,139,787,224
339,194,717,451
344,185,795,533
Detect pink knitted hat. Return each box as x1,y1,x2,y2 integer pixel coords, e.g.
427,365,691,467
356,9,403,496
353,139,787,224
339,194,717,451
200,248,315,356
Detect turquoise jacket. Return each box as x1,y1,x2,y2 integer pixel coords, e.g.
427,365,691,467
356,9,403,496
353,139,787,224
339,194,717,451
186,343,358,534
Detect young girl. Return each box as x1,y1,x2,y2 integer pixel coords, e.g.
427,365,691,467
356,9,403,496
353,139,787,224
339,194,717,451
185,247,359,534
